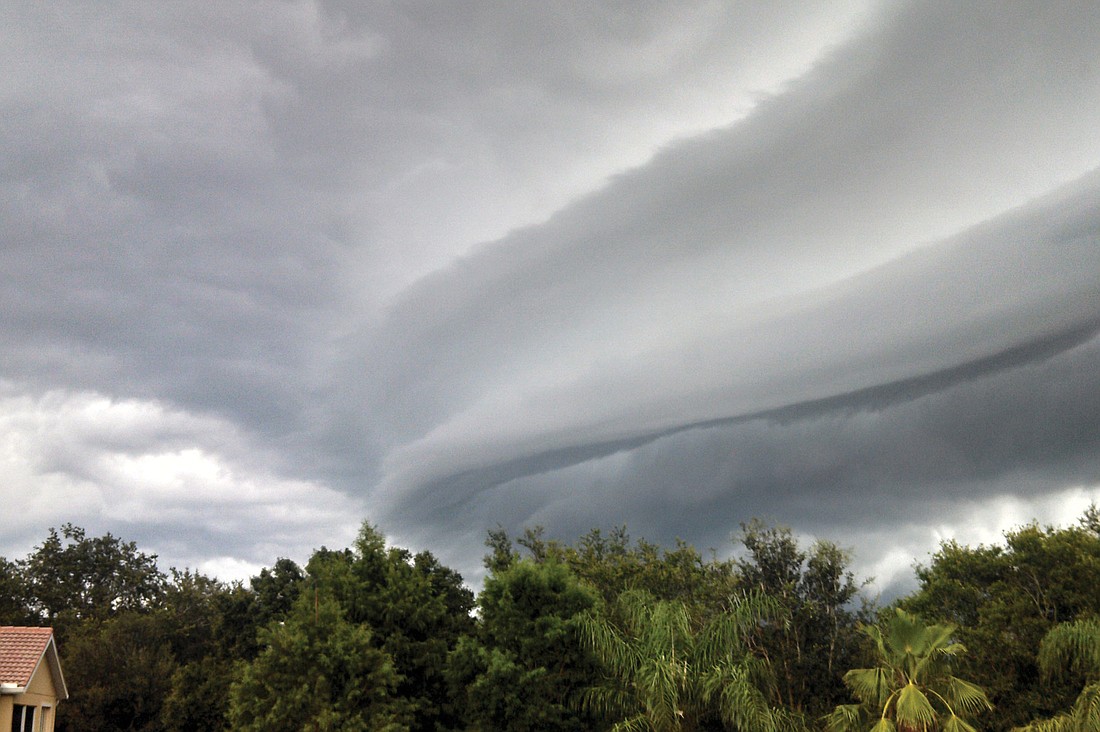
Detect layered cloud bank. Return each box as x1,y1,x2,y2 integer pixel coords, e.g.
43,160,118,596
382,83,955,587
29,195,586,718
2,2,1098,590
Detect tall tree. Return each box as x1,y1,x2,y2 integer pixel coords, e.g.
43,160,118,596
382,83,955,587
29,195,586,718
207,559,307,667
825,608,991,732
903,516,1100,728
161,656,233,732
228,593,411,732
490,525,740,613
738,521,869,716
307,523,475,732
446,559,604,731
578,589,799,731
55,612,177,732
249,557,306,626
19,524,165,635
0,557,28,624
159,569,236,732
1015,618,1100,732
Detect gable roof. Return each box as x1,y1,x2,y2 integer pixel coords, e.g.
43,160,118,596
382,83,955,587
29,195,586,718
0,627,68,700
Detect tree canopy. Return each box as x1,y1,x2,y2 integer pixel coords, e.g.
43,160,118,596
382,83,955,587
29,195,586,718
825,608,991,732
579,588,796,731
2,509,1097,731
903,516,1100,728
1015,618,1100,732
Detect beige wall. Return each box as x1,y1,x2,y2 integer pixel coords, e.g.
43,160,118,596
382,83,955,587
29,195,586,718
2,698,58,732
1,662,61,732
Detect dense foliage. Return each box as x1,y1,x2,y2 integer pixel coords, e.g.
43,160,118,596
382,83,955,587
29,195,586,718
901,515,1100,730
825,608,991,732
1015,618,1100,732
0,509,1097,731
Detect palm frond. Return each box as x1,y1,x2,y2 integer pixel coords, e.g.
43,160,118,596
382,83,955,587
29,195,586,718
1011,714,1075,732
1037,618,1100,680
716,667,776,732
940,714,979,732
698,611,747,666
579,610,640,676
611,714,655,732
1073,681,1100,729
923,623,960,654
939,675,993,716
661,600,694,657
895,683,936,730
634,657,682,731
742,653,780,698
864,624,890,665
583,589,789,731
823,704,865,732
911,622,959,681
885,609,923,659
843,666,895,706
771,706,814,732
580,684,640,720
1010,683,1100,732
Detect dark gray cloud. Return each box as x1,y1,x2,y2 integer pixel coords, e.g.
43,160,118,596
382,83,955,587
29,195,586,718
1,1,1098,592
370,174,1100,589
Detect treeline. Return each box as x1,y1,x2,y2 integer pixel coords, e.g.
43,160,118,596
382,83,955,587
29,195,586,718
1,511,1098,731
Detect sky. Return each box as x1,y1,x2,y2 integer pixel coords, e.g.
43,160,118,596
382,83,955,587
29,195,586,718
2,1,1100,598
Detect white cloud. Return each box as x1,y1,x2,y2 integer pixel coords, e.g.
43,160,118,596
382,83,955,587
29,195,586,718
0,387,361,577
847,485,1100,599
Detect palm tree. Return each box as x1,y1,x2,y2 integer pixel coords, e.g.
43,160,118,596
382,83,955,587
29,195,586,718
825,607,991,732
1015,618,1100,732
577,589,804,731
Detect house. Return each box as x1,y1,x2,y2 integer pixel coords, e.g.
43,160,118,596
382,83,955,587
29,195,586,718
0,627,67,732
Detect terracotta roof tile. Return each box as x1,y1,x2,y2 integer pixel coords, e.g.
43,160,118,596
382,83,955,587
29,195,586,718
0,626,55,688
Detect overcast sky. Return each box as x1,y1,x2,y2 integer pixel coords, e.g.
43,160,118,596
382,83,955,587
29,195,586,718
3,1,1099,597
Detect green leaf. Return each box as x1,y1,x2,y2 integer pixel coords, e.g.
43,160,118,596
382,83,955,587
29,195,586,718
579,589,780,731
941,714,979,732
895,683,936,730
1038,618,1100,680
610,714,654,732
941,675,993,715
1074,681,1100,729
823,704,863,732
844,666,895,706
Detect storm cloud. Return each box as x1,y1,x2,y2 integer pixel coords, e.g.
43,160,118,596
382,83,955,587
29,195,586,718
2,1,1098,592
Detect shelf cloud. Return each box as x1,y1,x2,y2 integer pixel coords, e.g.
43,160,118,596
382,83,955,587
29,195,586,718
2,1,1098,593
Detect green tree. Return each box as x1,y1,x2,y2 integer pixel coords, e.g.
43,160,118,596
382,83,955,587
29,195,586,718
1015,618,1100,732
160,569,226,663
19,524,165,636
578,589,797,731
11,526,174,732
447,559,604,731
207,557,307,665
825,608,991,732
55,611,176,732
903,517,1100,728
306,523,475,732
737,521,870,715
250,557,306,625
228,593,411,732
0,556,28,624
162,655,234,732
159,569,236,732
490,525,740,613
